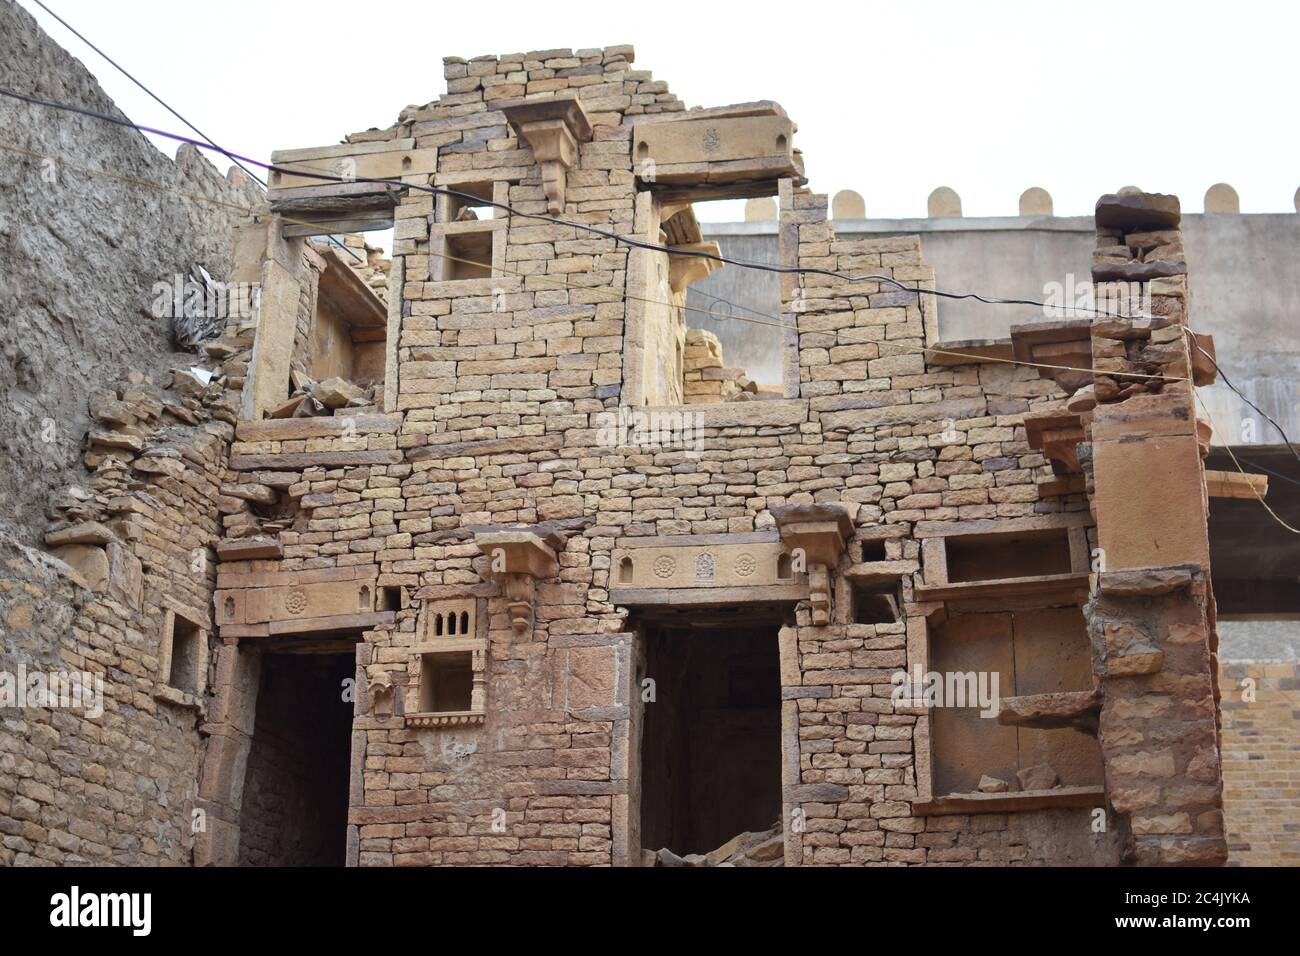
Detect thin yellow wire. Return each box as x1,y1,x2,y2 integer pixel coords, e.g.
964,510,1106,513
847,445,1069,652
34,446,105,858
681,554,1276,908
12,139,1291,532
1193,389,1300,534
0,138,1185,386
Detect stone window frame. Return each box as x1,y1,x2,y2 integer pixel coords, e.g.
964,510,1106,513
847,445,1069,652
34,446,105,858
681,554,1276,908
155,596,211,709
909,513,1104,814
429,173,511,286
908,603,1108,816
915,513,1092,602
404,597,487,728
621,183,801,409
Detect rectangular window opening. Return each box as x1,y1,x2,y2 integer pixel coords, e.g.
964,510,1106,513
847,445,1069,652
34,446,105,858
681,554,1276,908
418,651,473,713
852,582,901,625
444,180,495,222
377,586,402,612
443,229,494,281
681,199,784,404
945,528,1073,584
860,538,888,562
308,249,388,394
167,613,204,696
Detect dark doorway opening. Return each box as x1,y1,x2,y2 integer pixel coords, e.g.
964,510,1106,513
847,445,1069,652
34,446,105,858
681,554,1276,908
638,610,784,856
238,651,354,866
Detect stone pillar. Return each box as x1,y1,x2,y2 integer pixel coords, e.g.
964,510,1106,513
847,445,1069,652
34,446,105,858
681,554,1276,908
1083,192,1227,865
194,639,261,866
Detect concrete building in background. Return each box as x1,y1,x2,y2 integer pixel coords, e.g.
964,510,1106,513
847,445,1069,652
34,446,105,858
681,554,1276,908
688,199,1300,866
691,202,1300,634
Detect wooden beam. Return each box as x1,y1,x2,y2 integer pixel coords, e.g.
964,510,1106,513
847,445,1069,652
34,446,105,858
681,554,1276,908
1205,469,1268,500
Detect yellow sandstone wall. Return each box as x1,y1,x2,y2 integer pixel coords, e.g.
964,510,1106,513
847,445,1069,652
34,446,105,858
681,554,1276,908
1219,659,1300,866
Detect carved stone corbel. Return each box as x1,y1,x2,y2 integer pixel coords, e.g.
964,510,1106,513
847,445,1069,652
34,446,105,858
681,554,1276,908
500,97,594,216
476,530,560,635
365,666,395,717
668,241,722,294
771,503,854,625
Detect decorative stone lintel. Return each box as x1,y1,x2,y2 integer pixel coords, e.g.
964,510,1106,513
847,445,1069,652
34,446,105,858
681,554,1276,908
500,96,594,216
476,530,559,635
405,711,486,729
771,504,853,625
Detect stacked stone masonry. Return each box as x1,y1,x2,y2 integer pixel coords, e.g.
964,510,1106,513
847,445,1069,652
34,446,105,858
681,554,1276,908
1,25,1280,867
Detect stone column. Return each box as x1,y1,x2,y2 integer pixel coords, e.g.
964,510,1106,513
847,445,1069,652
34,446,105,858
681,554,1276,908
193,640,261,866
1083,192,1227,865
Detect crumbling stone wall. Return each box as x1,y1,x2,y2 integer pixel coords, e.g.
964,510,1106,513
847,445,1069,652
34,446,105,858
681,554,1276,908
0,2,267,865
2,20,1240,867
1079,195,1227,865
0,0,260,550
1,369,236,864
194,45,1235,868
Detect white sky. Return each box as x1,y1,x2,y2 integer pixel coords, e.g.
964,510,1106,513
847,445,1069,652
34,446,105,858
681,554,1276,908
18,0,1300,221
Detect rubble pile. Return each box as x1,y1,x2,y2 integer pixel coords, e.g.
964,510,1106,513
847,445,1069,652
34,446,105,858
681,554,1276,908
651,824,784,867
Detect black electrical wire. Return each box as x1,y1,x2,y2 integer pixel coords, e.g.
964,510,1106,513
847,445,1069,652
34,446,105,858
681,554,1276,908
25,2,364,265
8,77,1300,506
30,0,264,188
0,82,1147,321
1187,330,1300,470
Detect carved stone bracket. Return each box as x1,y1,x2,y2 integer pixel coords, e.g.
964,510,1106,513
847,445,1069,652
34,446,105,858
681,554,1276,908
366,666,395,717
771,503,853,625
476,530,560,635
667,241,722,293
500,96,594,215
1023,407,1088,476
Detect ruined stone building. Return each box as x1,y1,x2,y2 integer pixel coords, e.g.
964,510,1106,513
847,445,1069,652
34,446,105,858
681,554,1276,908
1,0,1296,867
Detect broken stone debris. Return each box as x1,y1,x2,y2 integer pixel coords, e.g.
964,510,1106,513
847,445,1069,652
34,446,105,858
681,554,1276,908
651,823,784,867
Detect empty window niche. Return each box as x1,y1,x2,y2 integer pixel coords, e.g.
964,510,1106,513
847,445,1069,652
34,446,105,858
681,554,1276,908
945,528,1073,583
777,551,795,581
443,227,494,281
308,249,388,391
377,586,402,613
157,607,209,705
634,198,785,406
925,606,1103,805
432,179,505,283
852,582,902,625
406,599,486,728
418,651,473,713
860,538,888,562
917,516,1090,602
443,180,496,222
406,643,487,728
